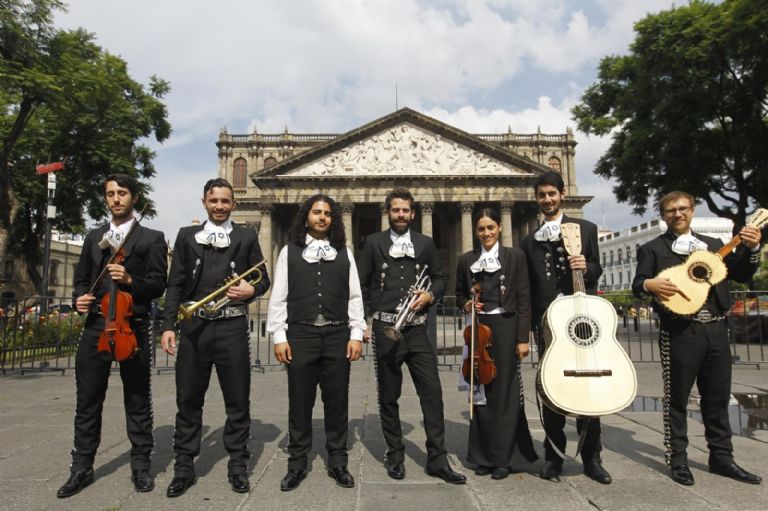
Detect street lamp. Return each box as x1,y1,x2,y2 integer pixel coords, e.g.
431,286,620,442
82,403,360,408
36,161,64,313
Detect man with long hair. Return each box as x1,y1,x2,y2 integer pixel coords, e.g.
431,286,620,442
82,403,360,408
267,194,365,491
358,187,465,484
57,173,167,498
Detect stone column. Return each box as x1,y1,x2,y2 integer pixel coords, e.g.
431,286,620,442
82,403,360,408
461,202,474,253
500,201,514,247
258,203,274,286
341,203,354,246
420,202,434,238
379,202,388,231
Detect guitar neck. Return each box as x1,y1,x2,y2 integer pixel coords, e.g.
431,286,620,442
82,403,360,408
572,270,587,294
717,235,741,258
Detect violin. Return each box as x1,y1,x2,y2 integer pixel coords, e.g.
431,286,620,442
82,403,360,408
462,283,496,418
97,248,139,361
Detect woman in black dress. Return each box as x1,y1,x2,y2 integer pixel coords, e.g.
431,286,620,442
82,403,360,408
456,208,538,479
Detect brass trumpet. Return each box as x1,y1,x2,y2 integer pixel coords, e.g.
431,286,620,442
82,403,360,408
383,265,432,341
179,259,267,320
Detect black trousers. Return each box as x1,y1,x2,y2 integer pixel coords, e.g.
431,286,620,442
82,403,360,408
659,318,733,467
172,316,251,477
71,314,153,472
285,323,351,471
534,326,602,462
372,320,447,472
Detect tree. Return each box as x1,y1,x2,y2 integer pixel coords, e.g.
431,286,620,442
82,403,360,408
0,0,171,291
572,0,768,231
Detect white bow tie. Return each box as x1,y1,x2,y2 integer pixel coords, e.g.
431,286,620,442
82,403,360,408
534,221,561,242
389,237,415,258
671,234,708,255
195,224,231,248
302,239,337,263
470,255,501,273
98,228,125,251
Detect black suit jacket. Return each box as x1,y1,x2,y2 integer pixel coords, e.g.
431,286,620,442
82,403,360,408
357,229,447,316
520,215,602,326
455,246,531,344
632,230,760,318
73,223,168,316
162,222,270,331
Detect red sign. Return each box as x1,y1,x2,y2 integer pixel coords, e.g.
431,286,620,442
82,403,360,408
35,162,64,174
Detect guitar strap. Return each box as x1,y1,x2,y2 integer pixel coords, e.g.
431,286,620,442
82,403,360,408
535,375,592,460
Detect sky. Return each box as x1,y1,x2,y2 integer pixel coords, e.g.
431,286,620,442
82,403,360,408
55,0,696,239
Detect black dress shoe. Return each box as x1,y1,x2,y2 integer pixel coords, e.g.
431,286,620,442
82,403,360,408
327,466,355,488
280,469,307,491
228,473,250,493
386,462,406,480
56,468,94,498
583,458,612,484
491,467,510,480
428,465,467,485
539,460,563,481
166,476,195,498
709,462,762,484
131,469,154,492
474,466,492,476
670,465,694,486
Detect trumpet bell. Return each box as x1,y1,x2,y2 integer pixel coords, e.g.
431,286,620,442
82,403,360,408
383,326,403,342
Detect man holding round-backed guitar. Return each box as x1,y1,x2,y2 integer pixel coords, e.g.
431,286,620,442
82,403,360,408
521,171,612,485
632,191,763,486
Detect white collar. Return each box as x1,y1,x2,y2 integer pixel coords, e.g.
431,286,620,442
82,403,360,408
390,229,411,242
204,219,233,234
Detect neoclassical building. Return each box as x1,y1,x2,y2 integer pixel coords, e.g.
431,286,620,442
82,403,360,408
216,108,591,290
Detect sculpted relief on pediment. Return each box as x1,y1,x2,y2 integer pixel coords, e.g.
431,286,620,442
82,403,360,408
285,123,530,178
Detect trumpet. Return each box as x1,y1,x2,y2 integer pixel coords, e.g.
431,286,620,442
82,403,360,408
383,265,432,342
179,259,267,320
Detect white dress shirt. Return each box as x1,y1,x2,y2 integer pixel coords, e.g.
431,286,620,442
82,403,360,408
267,235,366,344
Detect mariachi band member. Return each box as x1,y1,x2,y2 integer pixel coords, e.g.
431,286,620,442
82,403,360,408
57,174,167,498
520,171,611,484
267,194,365,491
358,187,466,484
160,178,269,497
633,191,762,486
455,208,538,480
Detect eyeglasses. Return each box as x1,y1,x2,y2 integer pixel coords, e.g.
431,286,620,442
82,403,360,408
662,206,692,215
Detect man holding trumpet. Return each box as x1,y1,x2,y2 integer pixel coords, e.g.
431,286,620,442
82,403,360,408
161,178,270,497
358,188,465,484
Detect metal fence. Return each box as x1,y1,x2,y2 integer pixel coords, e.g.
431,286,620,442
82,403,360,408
2,291,767,375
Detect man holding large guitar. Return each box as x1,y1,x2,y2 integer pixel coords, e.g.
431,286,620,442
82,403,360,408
633,191,762,486
521,171,611,484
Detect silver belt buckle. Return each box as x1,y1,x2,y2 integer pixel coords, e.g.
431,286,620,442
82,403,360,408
696,309,713,322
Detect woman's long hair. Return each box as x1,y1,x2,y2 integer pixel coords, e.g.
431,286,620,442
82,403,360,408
288,194,347,249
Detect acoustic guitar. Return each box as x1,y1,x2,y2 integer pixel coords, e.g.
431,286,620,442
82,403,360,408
656,208,768,316
537,223,637,417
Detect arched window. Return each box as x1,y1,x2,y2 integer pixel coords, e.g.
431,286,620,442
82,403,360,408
547,155,562,171
617,248,623,264
263,156,277,169
232,158,247,189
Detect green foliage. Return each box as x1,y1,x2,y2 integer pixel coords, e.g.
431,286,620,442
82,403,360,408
572,0,768,231
0,0,171,289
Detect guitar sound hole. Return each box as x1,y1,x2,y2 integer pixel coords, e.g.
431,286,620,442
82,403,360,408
688,262,711,283
567,315,600,347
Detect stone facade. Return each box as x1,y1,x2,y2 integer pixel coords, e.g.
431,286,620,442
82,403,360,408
215,108,592,291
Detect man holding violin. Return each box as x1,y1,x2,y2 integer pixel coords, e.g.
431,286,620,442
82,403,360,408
357,187,465,484
160,178,270,497
57,174,168,498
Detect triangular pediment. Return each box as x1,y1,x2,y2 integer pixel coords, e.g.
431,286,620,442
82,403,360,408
252,108,552,182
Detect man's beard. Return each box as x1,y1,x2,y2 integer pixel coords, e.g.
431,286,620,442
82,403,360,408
389,218,411,235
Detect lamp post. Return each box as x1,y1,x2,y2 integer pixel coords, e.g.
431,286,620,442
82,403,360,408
36,161,64,313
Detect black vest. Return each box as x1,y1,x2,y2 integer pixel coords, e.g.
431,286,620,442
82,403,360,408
477,270,502,311
377,256,421,313
287,243,350,323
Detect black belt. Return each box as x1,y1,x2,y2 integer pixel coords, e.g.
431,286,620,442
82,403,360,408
195,304,247,321
295,314,346,327
691,309,726,324
372,311,427,326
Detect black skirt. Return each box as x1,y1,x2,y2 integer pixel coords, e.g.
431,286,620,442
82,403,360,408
467,312,539,468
